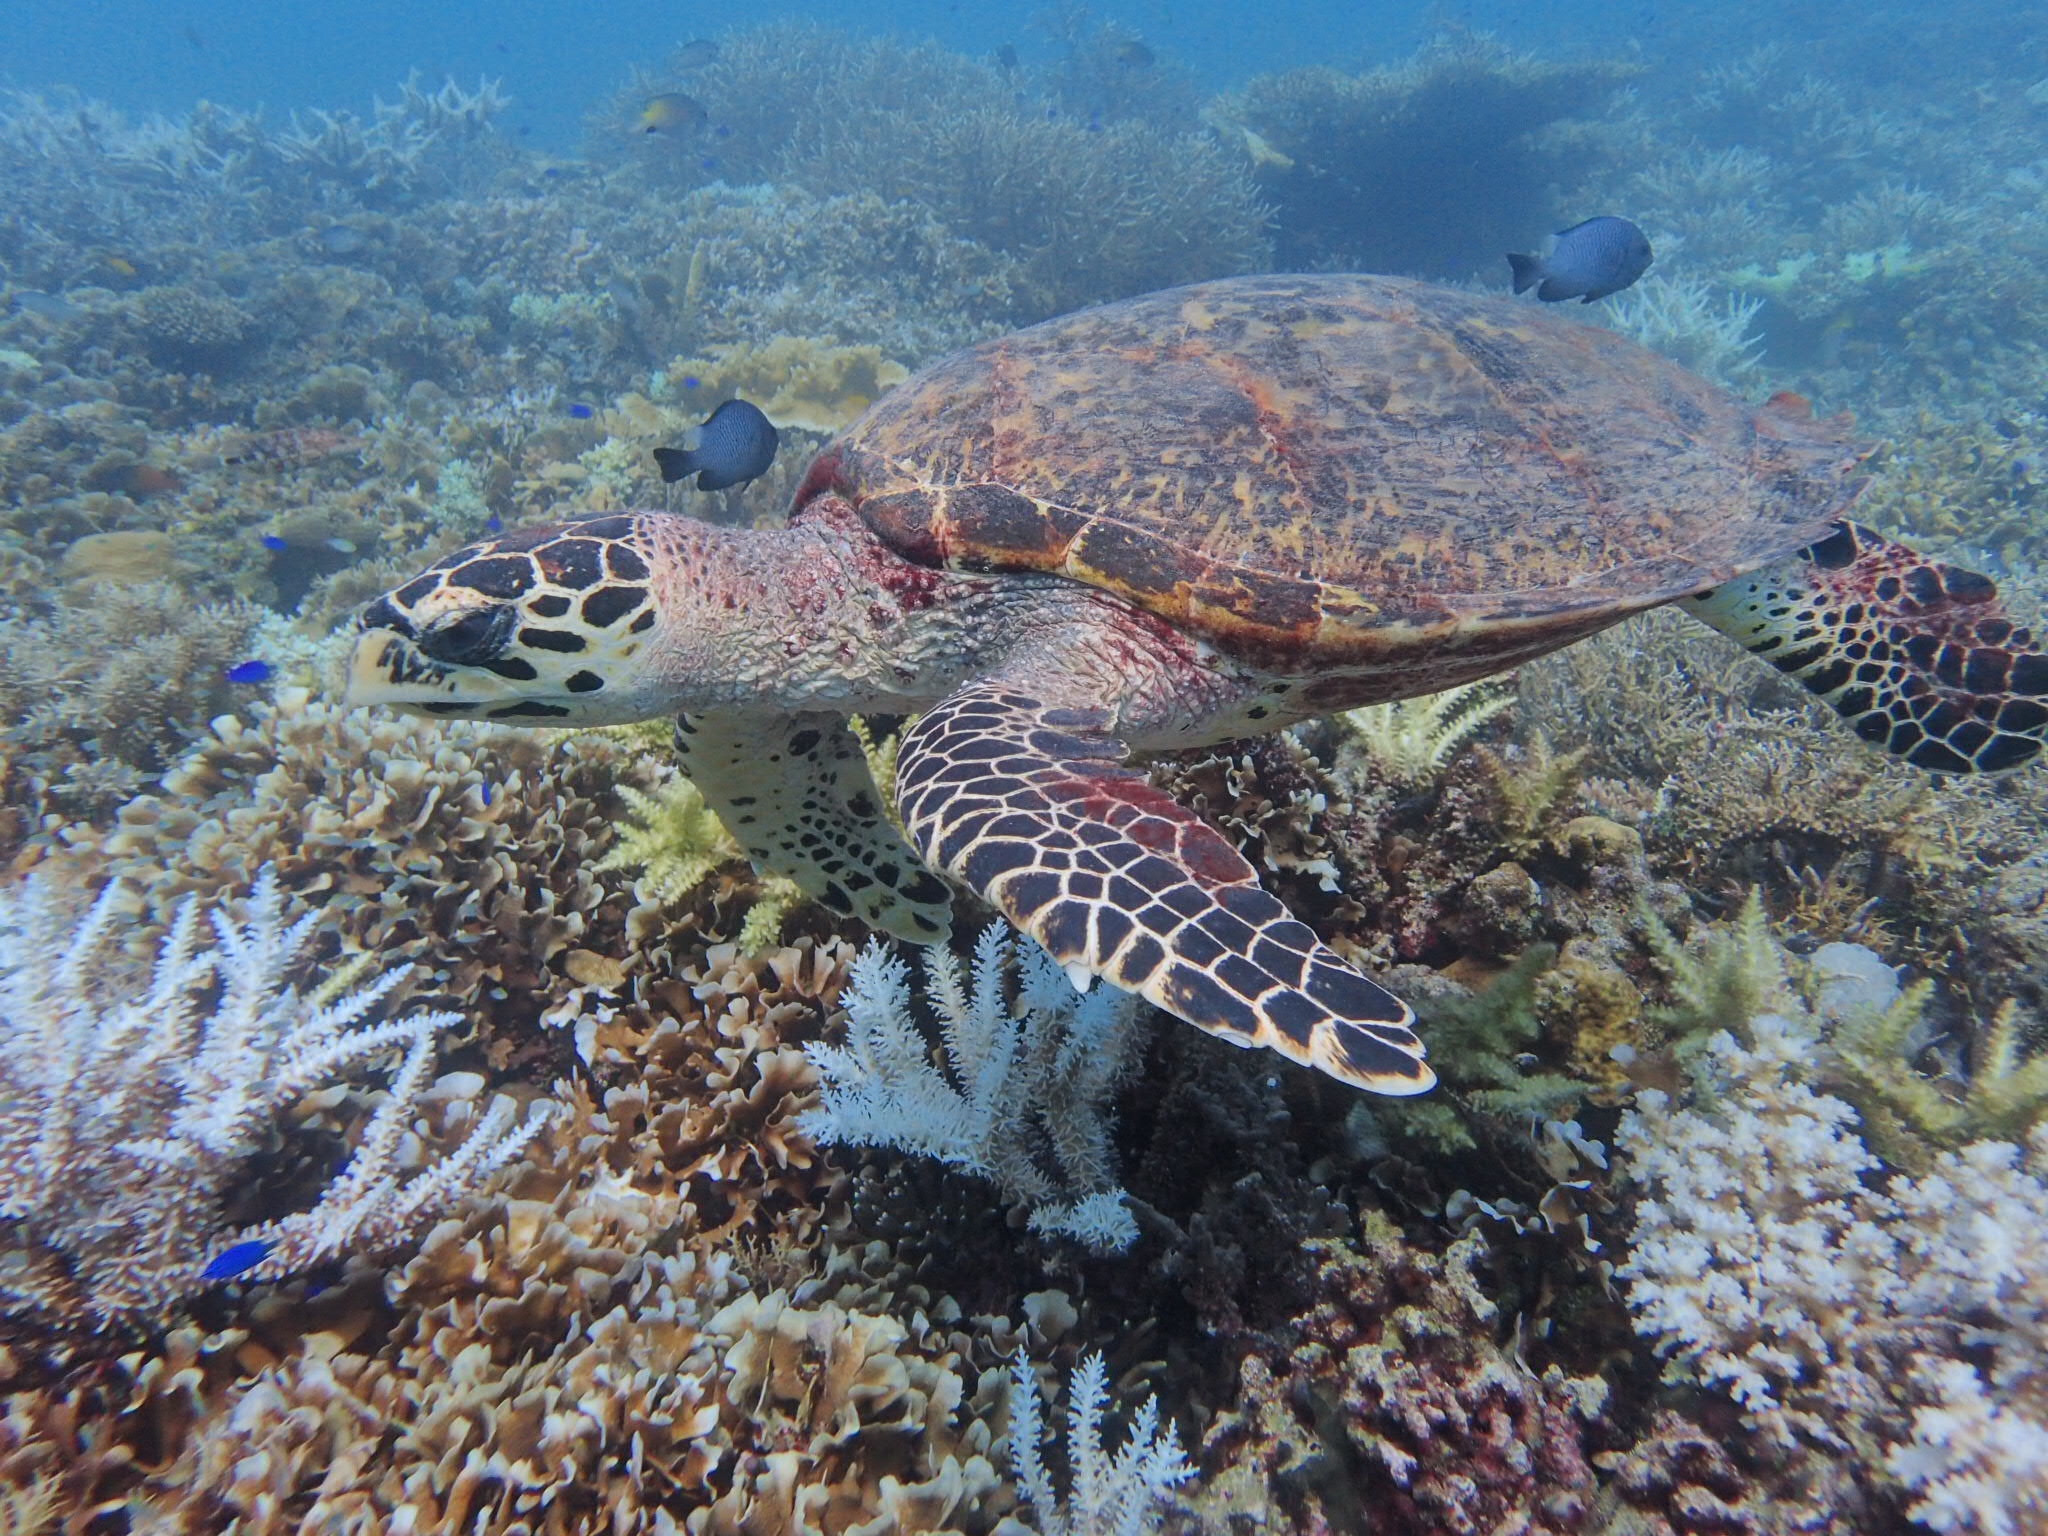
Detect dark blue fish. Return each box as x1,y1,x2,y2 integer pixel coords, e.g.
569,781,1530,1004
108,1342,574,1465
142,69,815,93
1507,215,1653,304
259,533,289,551
681,374,702,390
485,514,504,533
566,402,596,419
653,399,779,491
225,660,273,684
203,1238,272,1280
480,782,495,807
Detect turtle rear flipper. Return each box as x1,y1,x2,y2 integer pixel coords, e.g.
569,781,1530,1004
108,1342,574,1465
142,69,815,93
1684,520,2048,774
894,679,1434,1096
677,711,955,944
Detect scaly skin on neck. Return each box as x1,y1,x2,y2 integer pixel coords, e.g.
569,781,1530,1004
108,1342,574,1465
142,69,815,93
345,496,1260,742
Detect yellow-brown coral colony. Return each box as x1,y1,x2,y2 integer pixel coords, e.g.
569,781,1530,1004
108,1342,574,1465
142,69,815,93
7,16,2048,1534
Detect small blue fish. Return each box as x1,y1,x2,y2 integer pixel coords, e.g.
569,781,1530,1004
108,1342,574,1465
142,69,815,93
203,1238,272,1281
480,782,495,807
681,374,702,390
653,398,779,492
566,402,595,419
225,660,273,684
259,533,289,551
1507,215,1653,304
485,514,504,533
699,156,720,172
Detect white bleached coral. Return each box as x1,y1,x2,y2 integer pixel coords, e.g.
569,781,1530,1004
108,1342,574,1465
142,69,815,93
1617,1009,2048,1530
0,865,548,1321
801,923,1152,1252
1003,1351,1192,1536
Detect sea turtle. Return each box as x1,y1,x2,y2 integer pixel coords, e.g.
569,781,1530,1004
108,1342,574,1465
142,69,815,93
347,273,2048,1096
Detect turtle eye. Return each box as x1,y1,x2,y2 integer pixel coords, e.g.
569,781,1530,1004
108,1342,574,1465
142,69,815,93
417,604,516,666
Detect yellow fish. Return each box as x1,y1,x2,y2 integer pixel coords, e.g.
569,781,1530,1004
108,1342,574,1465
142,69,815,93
638,93,706,135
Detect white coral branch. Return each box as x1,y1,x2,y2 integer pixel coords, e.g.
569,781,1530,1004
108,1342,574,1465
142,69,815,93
0,865,547,1320
1006,1352,1192,1536
802,923,1150,1251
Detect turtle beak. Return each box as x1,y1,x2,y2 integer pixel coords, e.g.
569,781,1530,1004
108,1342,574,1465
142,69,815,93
343,628,469,712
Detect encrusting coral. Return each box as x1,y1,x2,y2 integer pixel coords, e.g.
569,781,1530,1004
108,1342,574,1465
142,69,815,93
0,866,545,1328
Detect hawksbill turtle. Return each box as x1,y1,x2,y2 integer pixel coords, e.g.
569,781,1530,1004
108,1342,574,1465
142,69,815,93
348,274,2048,1097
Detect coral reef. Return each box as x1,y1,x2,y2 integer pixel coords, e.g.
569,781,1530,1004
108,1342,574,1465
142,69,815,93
1220,35,1634,278
6,18,2048,1534
608,23,1270,317
1620,1012,2048,1528
0,867,542,1328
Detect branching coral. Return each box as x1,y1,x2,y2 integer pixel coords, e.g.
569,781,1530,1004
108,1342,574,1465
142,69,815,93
1003,1352,1192,1536
1619,1012,2048,1528
595,771,802,953
1198,1218,1605,1534
611,23,1269,318
0,866,545,1324
803,925,1152,1252
0,579,263,831
1339,681,1515,789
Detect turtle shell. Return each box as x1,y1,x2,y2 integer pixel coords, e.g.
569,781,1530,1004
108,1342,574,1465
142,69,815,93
801,273,1872,667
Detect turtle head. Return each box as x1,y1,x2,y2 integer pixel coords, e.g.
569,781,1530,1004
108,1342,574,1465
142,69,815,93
346,515,674,725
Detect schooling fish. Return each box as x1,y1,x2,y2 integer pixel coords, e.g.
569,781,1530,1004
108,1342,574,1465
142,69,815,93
675,38,720,68
1507,215,1653,304
639,92,707,135
653,399,778,492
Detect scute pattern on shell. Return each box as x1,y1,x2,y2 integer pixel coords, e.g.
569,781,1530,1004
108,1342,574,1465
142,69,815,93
818,273,1874,664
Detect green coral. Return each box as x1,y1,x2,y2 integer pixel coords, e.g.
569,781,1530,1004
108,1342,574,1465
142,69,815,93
595,775,803,952
1829,992,2048,1171
1640,889,1796,1052
1339,681,1513,788
1377,945,1585,1154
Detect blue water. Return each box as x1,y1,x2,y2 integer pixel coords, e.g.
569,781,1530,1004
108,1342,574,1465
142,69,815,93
13,0,1451,148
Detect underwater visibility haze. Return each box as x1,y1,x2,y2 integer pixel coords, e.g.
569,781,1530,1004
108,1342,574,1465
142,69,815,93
4,2,2048,1532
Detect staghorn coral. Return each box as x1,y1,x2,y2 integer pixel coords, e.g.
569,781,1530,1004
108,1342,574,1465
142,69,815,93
0,866,544,1326
1593,272,1767,388
272,73,512,201
803,925,1151,1253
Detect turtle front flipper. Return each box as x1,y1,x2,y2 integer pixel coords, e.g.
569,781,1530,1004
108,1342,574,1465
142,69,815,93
676,711,955,944
1683,521,2048,774
894,681,1434,1096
